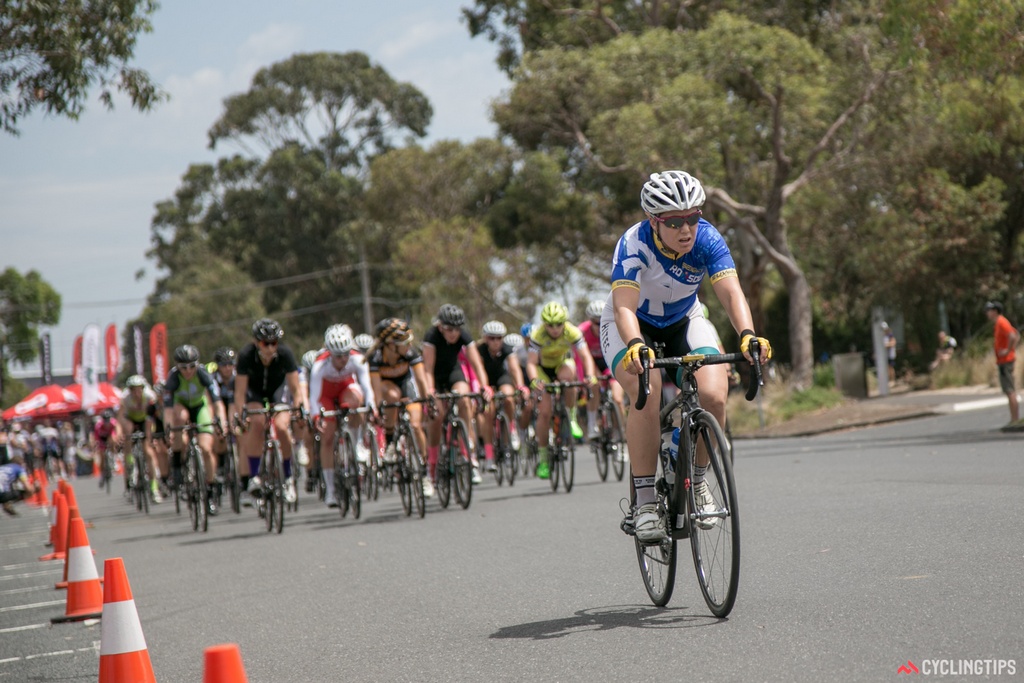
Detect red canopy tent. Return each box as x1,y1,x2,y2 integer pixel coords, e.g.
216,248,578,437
2,385,81,421
66,383,122,412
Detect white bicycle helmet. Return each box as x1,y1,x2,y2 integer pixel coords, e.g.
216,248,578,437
503,333,523,349
585,300,604,319
354,333,375,352
125,374,147,388
324,324,354,355
301,349,320,369
482,320,507,337
640,170,706,215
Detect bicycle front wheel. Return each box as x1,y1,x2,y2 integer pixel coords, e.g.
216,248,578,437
635,474,677,606
343,432,361,520
686,411,740,618
186,445,201,531
404,428,426,519
451,419,473,509
396,430,413,517
560,415,575,493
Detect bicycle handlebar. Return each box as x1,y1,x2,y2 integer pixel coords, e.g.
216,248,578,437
635,347,763,411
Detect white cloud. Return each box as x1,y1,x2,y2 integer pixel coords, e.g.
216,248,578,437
379,19,460,61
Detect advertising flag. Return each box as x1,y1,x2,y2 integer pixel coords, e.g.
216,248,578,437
72,335,83,385
104,323,120,381
40,333,53,385
82,324,101,409
133,324,145,375
149,323,168,386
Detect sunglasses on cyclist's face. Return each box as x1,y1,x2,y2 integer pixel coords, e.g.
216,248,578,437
485,335,503,342
652,210,701,229
177,362,198,371
258,340,278,348
440,324,460,333
546,323,564,330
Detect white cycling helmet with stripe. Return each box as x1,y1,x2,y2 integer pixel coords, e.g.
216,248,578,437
640,170,706,215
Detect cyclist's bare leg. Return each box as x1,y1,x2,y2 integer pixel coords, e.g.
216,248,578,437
535,391,553,448
450,381,477,445
239,403,268,480
556,364,577,413
273,410,293,463
197,432,217,485
614,365,661,478
407,403,427,457
694,364,728,468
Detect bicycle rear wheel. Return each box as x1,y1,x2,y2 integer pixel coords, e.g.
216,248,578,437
686,411,740,617
365,426,381,502
196,448,208,533
452,419,473,509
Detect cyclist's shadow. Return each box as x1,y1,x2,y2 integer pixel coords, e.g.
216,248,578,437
490,604,722,640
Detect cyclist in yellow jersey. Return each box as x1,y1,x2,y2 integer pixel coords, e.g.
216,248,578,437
525,302,599,479
117,375,162,502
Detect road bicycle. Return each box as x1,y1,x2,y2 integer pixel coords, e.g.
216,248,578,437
430,392,482,510
542,381,590,493
125,431,150,514
517,392,538,478
240,404,304,534
488,392,519,487
168,422,218,533
218,429,242,514
591,376,627,483
319,403,374,520
622,343,761,616
380,399,429,518
361,418,384,503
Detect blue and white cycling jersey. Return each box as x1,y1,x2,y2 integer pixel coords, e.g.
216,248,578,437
610,218,737,328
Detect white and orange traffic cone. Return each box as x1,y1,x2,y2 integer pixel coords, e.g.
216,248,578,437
98,557,156,683
51,517,103,623
203,643,249,683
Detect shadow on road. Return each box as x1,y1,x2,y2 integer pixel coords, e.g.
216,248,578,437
490,604,722,640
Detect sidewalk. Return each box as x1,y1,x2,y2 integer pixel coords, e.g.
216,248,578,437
738,384,1010,438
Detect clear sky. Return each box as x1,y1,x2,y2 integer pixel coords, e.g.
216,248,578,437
0,1,508,372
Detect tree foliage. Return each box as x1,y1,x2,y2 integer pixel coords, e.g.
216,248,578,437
0,0,165,135
0,267,61,365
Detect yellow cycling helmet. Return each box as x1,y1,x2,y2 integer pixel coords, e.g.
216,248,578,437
540,301,569,325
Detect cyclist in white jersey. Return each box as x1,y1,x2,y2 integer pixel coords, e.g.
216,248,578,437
309,325,377,507
600,170,771,543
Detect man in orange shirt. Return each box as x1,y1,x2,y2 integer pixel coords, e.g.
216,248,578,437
985,301,1020,423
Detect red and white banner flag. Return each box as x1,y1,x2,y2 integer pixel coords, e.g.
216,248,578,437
133,324,145,375
149,323,168,386
104,323,120,381
82,324,101,409
72,335,83,385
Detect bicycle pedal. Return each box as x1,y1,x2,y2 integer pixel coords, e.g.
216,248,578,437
620,517,636,536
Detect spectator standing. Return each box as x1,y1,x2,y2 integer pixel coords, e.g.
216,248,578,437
984,301,1020,423
881,322,897,383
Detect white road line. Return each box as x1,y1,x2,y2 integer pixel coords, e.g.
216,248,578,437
2,561,53,571
0,599,66,613
0,569,62,581
25,649,75,660
0,623,47,634
0,585,50,596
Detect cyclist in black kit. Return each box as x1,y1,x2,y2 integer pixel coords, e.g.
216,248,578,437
233,319,309,504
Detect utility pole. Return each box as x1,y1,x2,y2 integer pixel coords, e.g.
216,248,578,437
359,244,374,334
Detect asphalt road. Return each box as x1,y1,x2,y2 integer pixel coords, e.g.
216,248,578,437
3,407,1023,682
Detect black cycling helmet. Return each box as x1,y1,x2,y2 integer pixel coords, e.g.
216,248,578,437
437,304,465,328
984,300,1004,314
252,318,284,342
214,346,236,365
174,344,200,364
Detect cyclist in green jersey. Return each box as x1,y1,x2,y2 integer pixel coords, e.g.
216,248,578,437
524,302,599,479
163,345,227,515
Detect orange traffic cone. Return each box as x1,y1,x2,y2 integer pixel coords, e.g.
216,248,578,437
46,489,60,545
98,558,156,683
51,517,103,622
40,492,68,561
63,482,79,511
203,643,249,683
58,478,68,495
